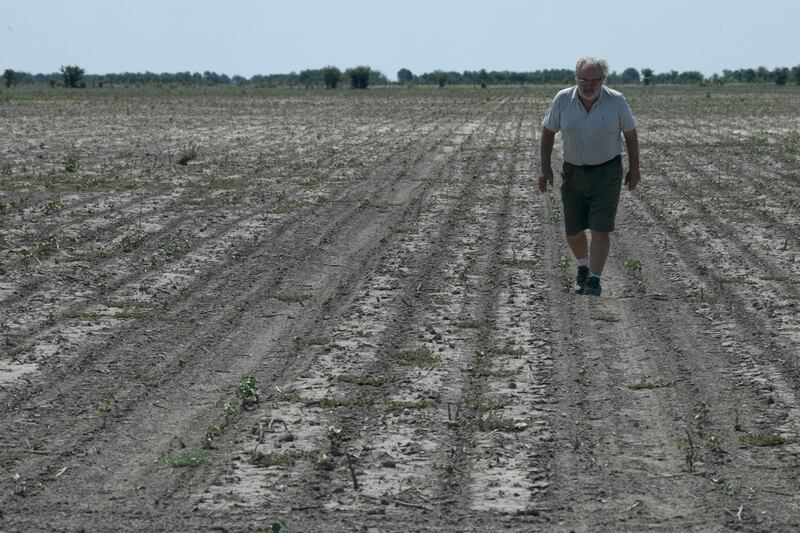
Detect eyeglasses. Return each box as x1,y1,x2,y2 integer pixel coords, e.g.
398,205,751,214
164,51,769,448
577,77,603,84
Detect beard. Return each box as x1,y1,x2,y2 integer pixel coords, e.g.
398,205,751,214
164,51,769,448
578,86,600,100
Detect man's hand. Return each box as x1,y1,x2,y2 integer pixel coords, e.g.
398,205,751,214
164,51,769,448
538,167,554,192
625,167,641,190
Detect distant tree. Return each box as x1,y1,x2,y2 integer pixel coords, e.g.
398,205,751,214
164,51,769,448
397,68,413,84
347,66,371,89
677,71,704,84
793,65,800,85
743,68,756,82
774,67,789,86
756,66,770,82
369,70,388,86
620,67,640,84
322,66,342,89
641,68,654,86
298,69,318,88
3,68,16,87
61,65,85,88
435,70,448,88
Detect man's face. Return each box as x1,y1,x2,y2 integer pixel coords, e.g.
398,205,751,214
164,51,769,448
576,65,604,100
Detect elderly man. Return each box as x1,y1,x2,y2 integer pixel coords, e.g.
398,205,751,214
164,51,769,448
539,57,640,296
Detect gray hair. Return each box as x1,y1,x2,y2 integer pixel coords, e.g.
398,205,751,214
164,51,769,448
575,57,609,78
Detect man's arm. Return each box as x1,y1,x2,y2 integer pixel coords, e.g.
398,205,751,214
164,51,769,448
622,129,640,190
539,127,556,192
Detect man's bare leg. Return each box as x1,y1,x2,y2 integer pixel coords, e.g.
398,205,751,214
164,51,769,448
566,231,589,262
589,230,610,275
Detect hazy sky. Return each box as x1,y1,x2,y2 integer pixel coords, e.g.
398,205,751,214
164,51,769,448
2,0,798,79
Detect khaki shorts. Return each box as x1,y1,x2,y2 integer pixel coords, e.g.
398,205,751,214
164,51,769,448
560,155,623,235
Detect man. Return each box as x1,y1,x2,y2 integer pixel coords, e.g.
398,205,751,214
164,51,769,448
539,57,640,296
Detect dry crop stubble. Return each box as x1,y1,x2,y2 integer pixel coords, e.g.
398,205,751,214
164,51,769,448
0,84,799,531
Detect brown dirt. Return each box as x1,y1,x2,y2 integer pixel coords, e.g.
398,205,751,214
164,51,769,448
0,84,799,532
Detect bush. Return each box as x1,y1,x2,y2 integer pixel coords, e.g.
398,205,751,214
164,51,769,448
61,65,85,88
322,66,341,89
347,66,371,89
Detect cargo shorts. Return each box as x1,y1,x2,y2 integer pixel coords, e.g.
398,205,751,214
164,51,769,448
560,155,623,236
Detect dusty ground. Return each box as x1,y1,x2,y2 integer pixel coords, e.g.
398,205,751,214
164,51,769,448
0,84,799,532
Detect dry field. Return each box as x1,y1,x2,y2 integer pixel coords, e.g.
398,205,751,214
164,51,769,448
0,83,799,532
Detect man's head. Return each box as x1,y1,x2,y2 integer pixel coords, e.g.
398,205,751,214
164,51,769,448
575,57,608,101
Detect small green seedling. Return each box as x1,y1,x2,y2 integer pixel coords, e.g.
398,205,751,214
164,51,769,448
624,258,643,274
63,154,79,172
97,391,117,423
235,375,259,408
223,400,239,417
202,425,221,449
13,473,27,496
326,424,344,448
155,452,206,467
558,255,571,269
315,453,335,471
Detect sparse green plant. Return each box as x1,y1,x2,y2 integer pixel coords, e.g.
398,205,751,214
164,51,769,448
558,255,571,269
155,452,206,467
0,201,6,213
251,450,311,467
0,232,8,248
13,473,26,496
63,154,79,172
456,319,490,329
740,433,795,447
315,453,335,471
291,335,329,348
337,375,392,387
235,375,259,408
118,234,143,252
223,400,239,417
733,407,743,432
326,424,344,447
45,199,62,213
722,482,734,496
384,399,433,413
627,379,676,390
177,144,198,165
37,235,60,255
266,521,287,533
161,239,190,258
358,198,370,209
271,293,312,304
202,425,221,449
576,367,588,385
677,428,697,473
391,347,440,368
624,258,643,274
97,391,117,424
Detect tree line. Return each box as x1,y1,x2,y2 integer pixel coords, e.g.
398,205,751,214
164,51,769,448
4,64,800,89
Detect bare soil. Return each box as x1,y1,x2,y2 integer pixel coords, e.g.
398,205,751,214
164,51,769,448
1,84,799,532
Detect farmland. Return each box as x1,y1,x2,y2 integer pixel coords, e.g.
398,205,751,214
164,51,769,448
0,83,799,531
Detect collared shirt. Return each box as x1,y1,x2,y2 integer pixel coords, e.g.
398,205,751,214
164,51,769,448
542,85,636,166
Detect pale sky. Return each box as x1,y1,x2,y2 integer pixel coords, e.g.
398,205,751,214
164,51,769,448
2,0,798,80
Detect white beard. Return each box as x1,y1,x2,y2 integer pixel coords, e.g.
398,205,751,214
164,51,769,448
578,86,600,100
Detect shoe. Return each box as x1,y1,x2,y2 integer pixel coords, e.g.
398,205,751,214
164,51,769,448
575,266,589,294
583,276,602,296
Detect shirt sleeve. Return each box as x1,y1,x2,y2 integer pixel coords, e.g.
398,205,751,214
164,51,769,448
542,93,561,132
619,96,636,132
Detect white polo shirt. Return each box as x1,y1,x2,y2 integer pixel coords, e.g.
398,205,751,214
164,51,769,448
542,85,636,166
